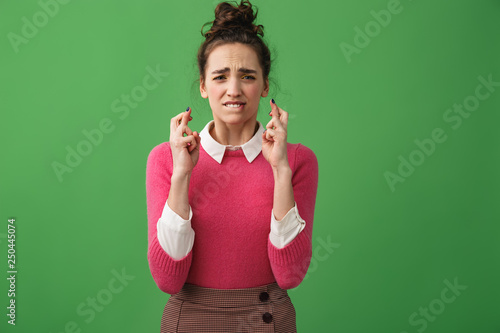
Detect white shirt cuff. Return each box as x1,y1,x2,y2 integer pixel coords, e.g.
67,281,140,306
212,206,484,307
269,202,306,249
157,200,195,260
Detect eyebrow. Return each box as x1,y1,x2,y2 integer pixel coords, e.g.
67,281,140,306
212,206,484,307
211,67,258,75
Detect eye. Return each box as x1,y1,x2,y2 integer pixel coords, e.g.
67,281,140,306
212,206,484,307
242,75,256,80
213,75,226,80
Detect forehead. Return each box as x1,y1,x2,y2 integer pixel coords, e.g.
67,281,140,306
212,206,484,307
206,43,260,72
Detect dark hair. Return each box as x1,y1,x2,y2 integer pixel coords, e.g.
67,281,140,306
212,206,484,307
197,0,271,84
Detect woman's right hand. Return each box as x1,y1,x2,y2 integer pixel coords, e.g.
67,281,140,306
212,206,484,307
169,107,201,174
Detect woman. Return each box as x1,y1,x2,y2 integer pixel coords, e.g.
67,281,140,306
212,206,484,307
146,1,319,331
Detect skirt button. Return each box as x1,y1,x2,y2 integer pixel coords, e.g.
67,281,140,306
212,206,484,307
262,312,273,323
259,291,269,302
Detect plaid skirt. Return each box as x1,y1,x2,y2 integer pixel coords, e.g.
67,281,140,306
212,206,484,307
160,282,297,332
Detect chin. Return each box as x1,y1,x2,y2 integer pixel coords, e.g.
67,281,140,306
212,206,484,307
221,113,254,124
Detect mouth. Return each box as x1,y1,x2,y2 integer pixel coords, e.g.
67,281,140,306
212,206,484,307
223,102,246,109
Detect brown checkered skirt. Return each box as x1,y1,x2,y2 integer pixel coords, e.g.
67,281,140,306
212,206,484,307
160,282,297,332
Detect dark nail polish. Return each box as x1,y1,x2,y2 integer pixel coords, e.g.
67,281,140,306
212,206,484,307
271,99,275,104
186,107,189,112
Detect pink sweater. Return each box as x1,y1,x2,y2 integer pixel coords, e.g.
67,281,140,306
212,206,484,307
146,141,318,294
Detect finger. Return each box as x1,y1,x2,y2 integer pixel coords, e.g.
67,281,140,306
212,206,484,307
262,131,271,145
170,109,193,133
174,110,192,132
179,124,193,138
180,115,193,124
191,131,201,152
170,112,183,134
268,100,288,129
188,131,201,153
269,99,280,118
264,128,277,141
266,118,277,131
179,107,192,126
186,131,202,153
179,135,197,152
266,108,281,129
265,116,284,132
271,104,287,129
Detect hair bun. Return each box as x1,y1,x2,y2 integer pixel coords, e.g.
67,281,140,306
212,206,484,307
202,1,264,39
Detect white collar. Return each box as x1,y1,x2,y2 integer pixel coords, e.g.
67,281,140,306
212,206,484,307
199,120,265,164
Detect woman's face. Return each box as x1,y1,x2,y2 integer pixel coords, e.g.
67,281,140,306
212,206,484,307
200,42,269,126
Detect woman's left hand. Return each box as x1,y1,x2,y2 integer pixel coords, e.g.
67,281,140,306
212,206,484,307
262,99,289,170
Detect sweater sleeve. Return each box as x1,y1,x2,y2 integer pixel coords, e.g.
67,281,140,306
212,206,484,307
146,142,192,294
267,143,319,289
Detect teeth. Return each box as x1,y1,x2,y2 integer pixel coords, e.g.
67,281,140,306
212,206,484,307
225,104,242,108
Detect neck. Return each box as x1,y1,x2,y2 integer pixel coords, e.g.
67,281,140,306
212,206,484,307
210,118,259,146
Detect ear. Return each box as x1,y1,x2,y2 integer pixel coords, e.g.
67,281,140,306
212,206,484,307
200,77,208,99
261,78,269,97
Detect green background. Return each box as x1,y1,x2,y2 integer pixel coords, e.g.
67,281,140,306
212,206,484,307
1,0,499,332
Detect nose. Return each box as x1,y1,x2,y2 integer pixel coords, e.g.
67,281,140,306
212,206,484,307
226,77,242,97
